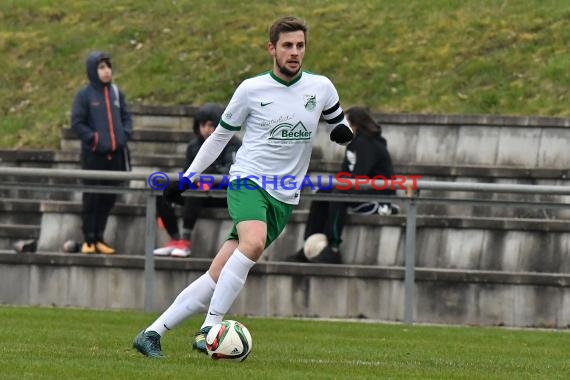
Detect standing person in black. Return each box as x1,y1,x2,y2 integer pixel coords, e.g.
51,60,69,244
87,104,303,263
71,51,132,254
153,103,242,257
288,106,397,264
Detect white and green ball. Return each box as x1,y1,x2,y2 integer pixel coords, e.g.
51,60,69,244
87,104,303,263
206,320,252,361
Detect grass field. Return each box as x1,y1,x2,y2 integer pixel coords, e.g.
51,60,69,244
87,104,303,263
2,0,570,148
1,306,568,379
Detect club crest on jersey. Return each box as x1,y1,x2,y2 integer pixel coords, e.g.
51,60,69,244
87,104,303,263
304,95,316,111
268,121,312,143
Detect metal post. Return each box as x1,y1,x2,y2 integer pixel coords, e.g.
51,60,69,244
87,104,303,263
404,197,417,324
144,192,157,312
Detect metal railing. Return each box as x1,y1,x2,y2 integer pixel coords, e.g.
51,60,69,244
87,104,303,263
2,166,570,323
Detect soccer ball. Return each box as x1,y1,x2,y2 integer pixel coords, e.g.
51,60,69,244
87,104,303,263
303,233,328,260
206,320,252,361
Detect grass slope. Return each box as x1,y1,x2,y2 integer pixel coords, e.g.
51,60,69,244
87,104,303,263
1,0,570,148
1,305,569,379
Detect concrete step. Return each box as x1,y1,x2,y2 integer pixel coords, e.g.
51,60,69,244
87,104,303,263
129,105,570,169
0,199,42,225
58,127,321,160
60,128,195,155
130,103,198,129
33,199,570,273
0,224,40,250
5,148,568,183
5,148,569,181
60,127,196,144
36,199,570,231
60,138,189,156
54,150,184,170
2,144,569,218
2,251,570,327
1,165,568,221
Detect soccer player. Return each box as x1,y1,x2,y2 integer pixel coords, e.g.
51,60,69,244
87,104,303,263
133,16,353,358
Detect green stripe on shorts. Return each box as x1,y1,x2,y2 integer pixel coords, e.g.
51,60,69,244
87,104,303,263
226,179,293,248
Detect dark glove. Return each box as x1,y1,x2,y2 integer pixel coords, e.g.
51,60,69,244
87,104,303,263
330,124,353,145
163,180,192,204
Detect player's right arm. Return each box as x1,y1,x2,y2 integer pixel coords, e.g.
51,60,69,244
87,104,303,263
164,127,237,203
216,137,242,174
182,80,249,180
164,81,250,203
182,127,236,180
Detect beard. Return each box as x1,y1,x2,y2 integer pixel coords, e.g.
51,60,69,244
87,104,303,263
278,61,301,78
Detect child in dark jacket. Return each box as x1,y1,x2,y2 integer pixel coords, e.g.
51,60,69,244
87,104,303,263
71,51,132,254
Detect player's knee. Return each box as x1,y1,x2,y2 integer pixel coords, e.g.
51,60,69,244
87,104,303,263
239,237,265,257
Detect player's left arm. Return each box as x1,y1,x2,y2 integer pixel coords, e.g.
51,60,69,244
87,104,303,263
164,81,250,204
329,122,353,146
321,79,353,145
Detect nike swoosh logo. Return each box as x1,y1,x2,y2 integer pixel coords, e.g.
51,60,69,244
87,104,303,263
209,312,218,316
261,102,273,107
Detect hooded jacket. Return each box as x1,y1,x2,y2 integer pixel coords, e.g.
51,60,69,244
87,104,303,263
341,132,395,195
71,51,132,154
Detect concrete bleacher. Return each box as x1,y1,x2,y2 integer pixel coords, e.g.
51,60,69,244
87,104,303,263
3,106,570,254
2,105,570,326
33,200,570,273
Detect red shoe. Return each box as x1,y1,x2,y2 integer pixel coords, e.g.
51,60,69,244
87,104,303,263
153,240,179,256
171,240,191,258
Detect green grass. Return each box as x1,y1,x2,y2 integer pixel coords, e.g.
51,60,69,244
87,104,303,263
1,305,568,379
2,0,570,148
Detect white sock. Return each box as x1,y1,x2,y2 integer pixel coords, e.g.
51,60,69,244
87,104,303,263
146,272,216,336
201,248,255,328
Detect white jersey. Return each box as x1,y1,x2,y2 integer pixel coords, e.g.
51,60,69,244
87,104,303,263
221,70,347,204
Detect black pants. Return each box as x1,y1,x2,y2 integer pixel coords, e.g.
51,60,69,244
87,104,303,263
304,188,396,248
156,193,227,240
80,150,126,243
304,189,347,248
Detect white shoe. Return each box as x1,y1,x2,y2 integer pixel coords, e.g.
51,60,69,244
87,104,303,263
153,240,178,256
171,240,192,258
378,204,391,216
171,247,191,257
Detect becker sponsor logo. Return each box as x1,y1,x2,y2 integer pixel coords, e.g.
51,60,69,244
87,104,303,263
268,121,311,142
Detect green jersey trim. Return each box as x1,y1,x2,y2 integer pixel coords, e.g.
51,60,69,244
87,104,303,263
302,69,321,76
269,71,303,87
220,119,241,131
254,70,271,77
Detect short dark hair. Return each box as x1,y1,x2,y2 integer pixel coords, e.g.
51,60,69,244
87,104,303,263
269,16,308,46
97,52,112,69
192,103,224,134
